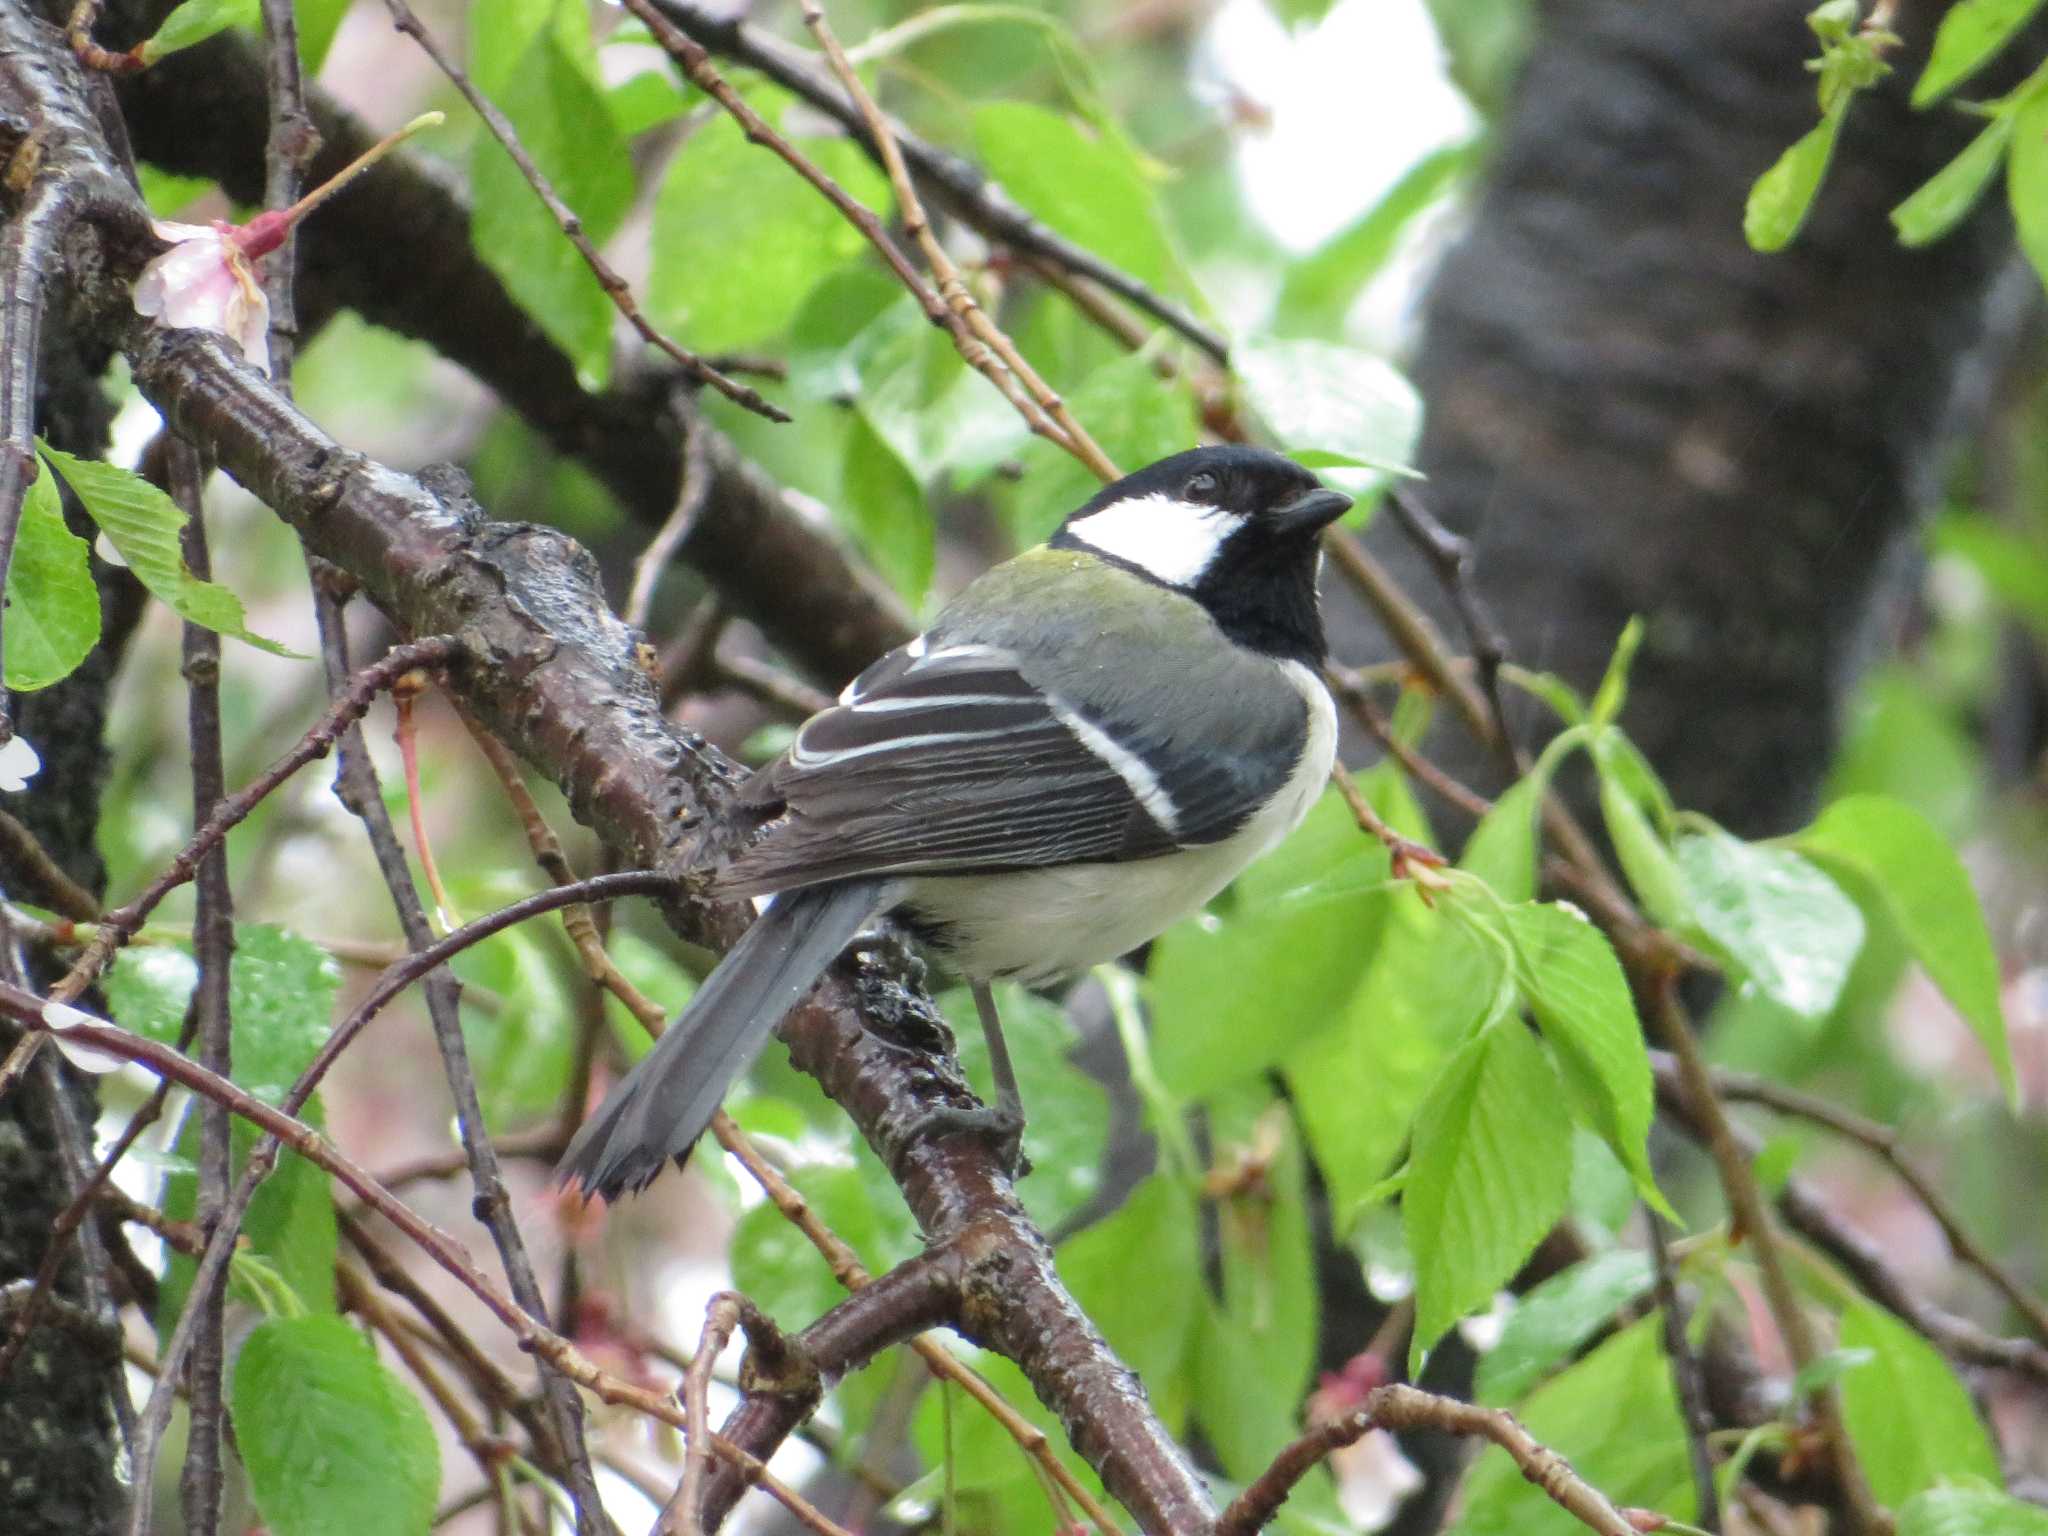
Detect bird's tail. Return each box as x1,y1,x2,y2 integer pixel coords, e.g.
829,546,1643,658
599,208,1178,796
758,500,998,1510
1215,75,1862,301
557,879,894,1200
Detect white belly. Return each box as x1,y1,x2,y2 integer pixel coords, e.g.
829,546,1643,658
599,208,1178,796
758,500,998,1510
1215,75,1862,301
905,661,1336,985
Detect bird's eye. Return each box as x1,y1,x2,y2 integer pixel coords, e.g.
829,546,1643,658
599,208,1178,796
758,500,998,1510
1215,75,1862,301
1184,471,1219,501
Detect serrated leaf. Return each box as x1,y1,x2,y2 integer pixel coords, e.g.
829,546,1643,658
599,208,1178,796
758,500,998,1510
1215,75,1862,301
37,445,298,658
1839,1302,2002,1506
1675,825,1863,1020
1797,794,2012,1099
1504,902,1666,1213
1287,894,1502,1226
472,35,633,385
1474,1249,1654,1404
1236,337,1422,474
975,103,1176,287
5,460,99,691
140,0,259,63
1151,792,1389,1098
233,1315,439,1536
1746,113,1843,252
1914,0,2048,107
1899,1489,2048,1536
651,97,892,356
2010,92,2048,295
1894,114,2015,245
1451,1317,1694,1536
1406,1019,1572,1371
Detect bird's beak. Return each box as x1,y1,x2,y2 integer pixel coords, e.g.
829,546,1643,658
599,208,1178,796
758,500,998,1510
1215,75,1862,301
1274,486,1352,536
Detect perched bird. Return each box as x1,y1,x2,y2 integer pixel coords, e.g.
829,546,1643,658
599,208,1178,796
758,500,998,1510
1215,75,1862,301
560,445,1350,1199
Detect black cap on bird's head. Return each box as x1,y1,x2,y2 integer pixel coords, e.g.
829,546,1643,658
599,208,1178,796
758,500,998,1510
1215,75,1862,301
1051,444,1351,666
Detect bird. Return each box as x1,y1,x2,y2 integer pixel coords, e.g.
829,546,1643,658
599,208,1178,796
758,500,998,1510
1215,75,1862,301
559,444,1350,1200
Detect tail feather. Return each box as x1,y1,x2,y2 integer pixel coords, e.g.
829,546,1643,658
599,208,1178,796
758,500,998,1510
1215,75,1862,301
557,880,893,1199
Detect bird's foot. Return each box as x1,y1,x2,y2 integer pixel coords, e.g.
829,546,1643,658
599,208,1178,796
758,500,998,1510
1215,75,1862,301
903,1100,1029,1178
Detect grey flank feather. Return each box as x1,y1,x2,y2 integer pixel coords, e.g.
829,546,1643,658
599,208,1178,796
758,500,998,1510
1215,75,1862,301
557,879,895,1199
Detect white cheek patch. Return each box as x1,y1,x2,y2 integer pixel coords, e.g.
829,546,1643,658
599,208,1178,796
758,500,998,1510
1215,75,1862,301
1064,494,1244,589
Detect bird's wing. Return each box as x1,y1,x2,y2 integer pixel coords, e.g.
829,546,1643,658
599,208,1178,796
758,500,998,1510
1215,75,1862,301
715,640,1304,896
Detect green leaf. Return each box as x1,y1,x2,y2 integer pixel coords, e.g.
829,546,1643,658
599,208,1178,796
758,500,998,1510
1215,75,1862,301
1274,141,1474,336
1935,511,2048,640
297,0,352,73
159,927,341,1329
652,98,893,356
138,166,218,220
1915,0,2048,106
1589,617,1643,728
2009,91,2048,294
1286,896,1503,1226
471,35,633,385
1789,1345,1875,1398
1894,114,2015,245
36,445,298,658
1503,902,1666,1213
1745,113,1844,252
1899,1489,2048,1536
233,1315,439,1536
1839,1301,2002,1506
1150,792,1390,1098
453,924,579,1123
844,294,1030,485
1796,794,2014,1101
1406,1019,1572,1370
1674,825,1864,1020
1474,1250,1654,1404
974,103,1176,287
840,417,935,606
1451,1317,1694,1536
103,945,199,1045
1008,350,1198,545
139,0,259,63
1594,749,1686,928
1195,1089,1320,1481
1424,0,1536,117
1461,775,1544,902
1235,337,1423,474
5,460,99,691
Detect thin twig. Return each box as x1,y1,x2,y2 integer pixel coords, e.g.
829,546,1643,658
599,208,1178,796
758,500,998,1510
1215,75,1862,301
370,0,789,424
0,808,98,921
1382,484,1517,766
675,1295,743,1536
1647,1211,1720,1531
170,434,235,1536
801,0,1120,483
44,635,459,1008
1704,1061,2048,1347
1329,760,1449,891
625,422,711,633
645,0,1229,362
1646,977,1883,1535
712,649,835,720
0,991,855,1536
1216,1383,1639,1536
258,0,319,388
619,0,1099,471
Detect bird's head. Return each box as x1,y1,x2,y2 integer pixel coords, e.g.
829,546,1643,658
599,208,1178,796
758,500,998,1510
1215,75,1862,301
1051,445,1351,665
